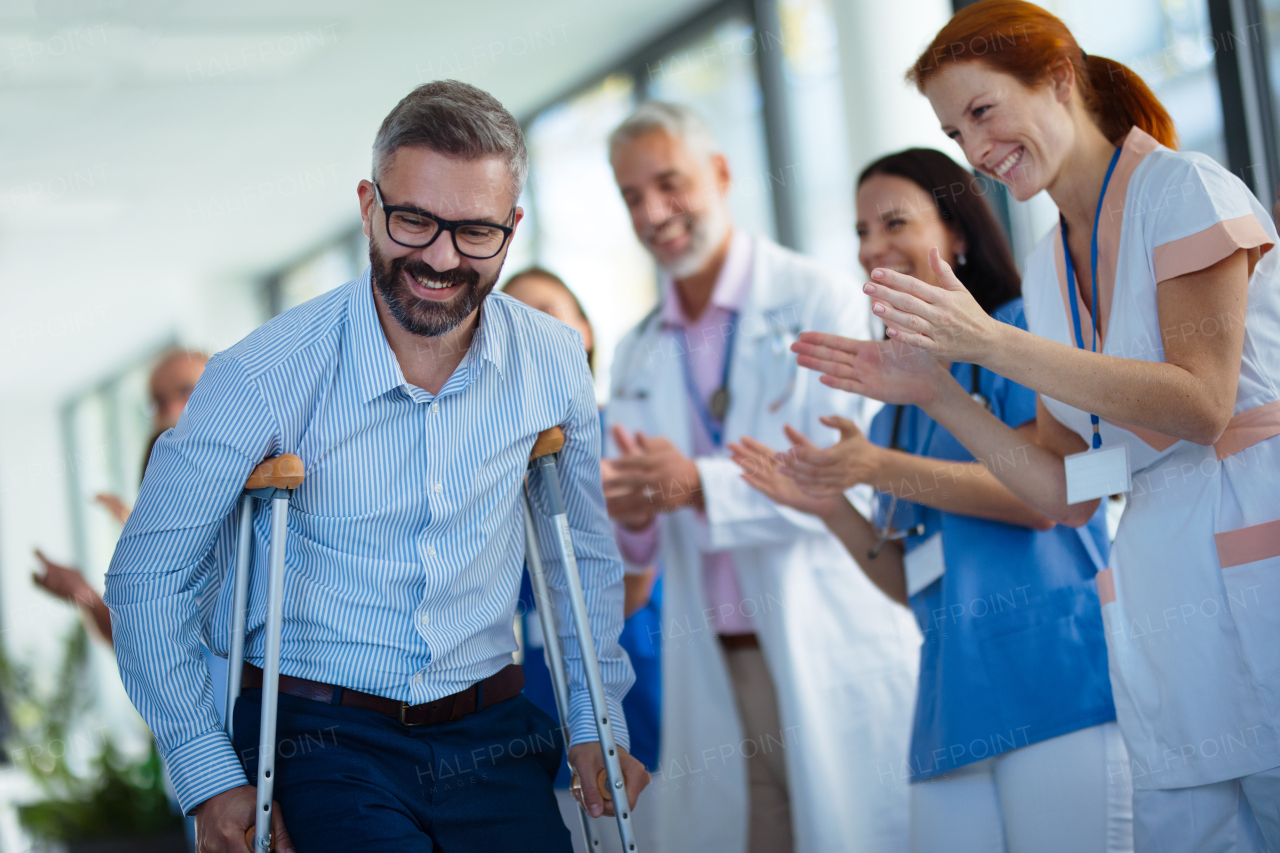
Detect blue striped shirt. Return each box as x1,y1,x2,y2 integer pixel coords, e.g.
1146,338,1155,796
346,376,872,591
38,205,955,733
104,270,633,814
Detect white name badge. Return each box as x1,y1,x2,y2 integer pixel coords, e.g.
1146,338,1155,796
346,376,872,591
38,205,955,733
1064,445,1131,505
904,532,946,597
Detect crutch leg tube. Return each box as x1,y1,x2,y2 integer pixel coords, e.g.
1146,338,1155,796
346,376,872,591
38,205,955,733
522,495,599,851
226,495,253,742
228,454,305,852
527,428,637,852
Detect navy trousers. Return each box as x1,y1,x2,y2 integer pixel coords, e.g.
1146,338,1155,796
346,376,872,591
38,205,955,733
233,688,572,852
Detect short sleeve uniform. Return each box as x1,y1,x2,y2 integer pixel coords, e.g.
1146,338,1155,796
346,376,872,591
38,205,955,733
1020,128,1280,789
868,299,1115,782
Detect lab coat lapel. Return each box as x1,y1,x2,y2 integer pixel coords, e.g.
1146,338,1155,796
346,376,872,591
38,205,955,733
723,237,802,445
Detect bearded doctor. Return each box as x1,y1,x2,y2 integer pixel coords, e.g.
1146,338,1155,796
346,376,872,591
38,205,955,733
602,101,920,853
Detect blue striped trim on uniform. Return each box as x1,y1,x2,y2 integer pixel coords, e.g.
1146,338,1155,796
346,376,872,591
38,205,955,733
104,269,633,814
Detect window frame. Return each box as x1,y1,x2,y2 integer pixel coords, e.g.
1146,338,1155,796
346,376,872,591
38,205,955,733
516,0,801,254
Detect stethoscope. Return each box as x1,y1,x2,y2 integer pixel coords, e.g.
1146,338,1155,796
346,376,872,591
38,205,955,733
611,306,801,413
868,362,989,558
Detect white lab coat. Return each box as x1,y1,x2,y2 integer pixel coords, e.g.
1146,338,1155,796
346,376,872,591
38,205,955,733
606,236,920,853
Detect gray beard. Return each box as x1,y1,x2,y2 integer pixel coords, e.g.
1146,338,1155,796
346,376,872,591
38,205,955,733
369,240,501,338
654,204,731,280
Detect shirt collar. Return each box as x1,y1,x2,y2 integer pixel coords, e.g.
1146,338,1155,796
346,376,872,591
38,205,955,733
659,230,753,327
347,268,506,404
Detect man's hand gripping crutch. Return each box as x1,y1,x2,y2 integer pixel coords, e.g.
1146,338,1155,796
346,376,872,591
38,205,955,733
524,427,650,852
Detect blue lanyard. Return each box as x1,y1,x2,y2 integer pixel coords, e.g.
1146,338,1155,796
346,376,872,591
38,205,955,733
879,405,939,537
677,312,738,447
1061,146,1122,450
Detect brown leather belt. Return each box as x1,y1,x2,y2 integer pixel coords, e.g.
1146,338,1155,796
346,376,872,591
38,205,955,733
241,662,524,727
719,632,760,651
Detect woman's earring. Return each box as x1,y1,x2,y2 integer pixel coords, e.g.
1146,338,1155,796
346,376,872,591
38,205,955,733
956,251,967,267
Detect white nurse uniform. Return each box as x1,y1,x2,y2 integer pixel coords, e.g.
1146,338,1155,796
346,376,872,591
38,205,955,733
1021,127,1280,852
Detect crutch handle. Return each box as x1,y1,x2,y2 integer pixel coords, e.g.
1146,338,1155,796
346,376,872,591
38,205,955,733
529,427,564,461
570,768,618,804
245,454,305,490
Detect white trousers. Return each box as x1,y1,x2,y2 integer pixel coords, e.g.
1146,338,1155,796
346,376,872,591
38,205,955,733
910,722,1133,853
1133,765,1280,853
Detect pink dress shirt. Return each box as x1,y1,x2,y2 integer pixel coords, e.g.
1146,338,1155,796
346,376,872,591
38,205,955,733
615,231,756,635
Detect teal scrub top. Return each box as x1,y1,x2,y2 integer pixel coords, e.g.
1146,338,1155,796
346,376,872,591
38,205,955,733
868,299,1115,782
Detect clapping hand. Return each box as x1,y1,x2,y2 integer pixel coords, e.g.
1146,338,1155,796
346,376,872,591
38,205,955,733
773,417,884,496
727,436,843,519
791,332,946,407
603,425,703,519
860,249,999,363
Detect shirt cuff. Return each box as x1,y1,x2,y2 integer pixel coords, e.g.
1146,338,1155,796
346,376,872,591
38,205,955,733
165,729,250,816
567,688,631,753
614,518,658,569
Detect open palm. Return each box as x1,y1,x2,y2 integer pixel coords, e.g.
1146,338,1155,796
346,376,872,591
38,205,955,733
791,333,945,406
728,436,842,518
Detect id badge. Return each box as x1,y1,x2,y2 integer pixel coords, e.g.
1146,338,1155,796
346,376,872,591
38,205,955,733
1064,445,1131,504
904,532,945,597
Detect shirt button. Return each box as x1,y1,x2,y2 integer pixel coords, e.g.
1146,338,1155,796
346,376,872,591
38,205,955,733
433,482,443,493
419,612,430,629
426,545,436,557
430,402,439,413
413,672,424,685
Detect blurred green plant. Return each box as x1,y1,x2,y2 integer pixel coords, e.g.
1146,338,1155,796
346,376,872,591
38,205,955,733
1,624,182,841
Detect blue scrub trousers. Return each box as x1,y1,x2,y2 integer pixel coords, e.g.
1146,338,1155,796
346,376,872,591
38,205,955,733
233,687,572,852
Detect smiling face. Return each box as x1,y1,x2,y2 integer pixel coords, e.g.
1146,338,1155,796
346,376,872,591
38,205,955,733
856,173,963,287
610,128,732,279
358,146,522,338
925,61,1077,202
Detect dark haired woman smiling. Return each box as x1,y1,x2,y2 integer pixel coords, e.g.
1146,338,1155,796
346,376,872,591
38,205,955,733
731,147,1127,852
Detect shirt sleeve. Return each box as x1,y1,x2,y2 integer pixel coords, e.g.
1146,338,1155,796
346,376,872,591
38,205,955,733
103,353,277,814
1142,152,1275,282
527,353,635,751
988,300,1038,428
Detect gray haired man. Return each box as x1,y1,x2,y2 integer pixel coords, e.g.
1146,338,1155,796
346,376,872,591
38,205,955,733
105,80,649,853
603,102,918,852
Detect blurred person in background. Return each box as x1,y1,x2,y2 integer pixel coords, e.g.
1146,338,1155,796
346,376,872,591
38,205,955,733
31,346,210,851
33,347,210,642
603,101,920,853
502,266,664,852
730,148,1130,853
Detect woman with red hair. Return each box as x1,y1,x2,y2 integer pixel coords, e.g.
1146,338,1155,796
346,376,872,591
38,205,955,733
794,2,1280,851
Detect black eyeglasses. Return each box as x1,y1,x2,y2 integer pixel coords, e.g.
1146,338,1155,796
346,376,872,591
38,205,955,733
373,182,515,260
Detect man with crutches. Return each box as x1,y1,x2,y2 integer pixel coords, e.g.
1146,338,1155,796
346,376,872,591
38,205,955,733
104,80,649,852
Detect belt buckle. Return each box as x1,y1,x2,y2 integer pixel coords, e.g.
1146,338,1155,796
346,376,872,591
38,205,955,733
398,702,424,727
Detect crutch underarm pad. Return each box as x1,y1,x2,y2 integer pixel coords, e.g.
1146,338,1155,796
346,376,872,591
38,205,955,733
529,426,564,461
244,454,305,490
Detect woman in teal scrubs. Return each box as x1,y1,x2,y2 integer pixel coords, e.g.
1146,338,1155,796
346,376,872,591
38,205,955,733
730,149,1130,852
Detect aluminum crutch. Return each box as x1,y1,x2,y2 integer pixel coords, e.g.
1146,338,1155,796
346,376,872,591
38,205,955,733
522,440,598,851
225,453,305,852
525,427,637,852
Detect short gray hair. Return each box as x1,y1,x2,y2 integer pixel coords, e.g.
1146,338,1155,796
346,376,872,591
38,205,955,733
372,80,528,202
608,101,720,163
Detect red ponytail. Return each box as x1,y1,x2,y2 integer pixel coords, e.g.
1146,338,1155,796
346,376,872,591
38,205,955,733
909,0,1178,149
